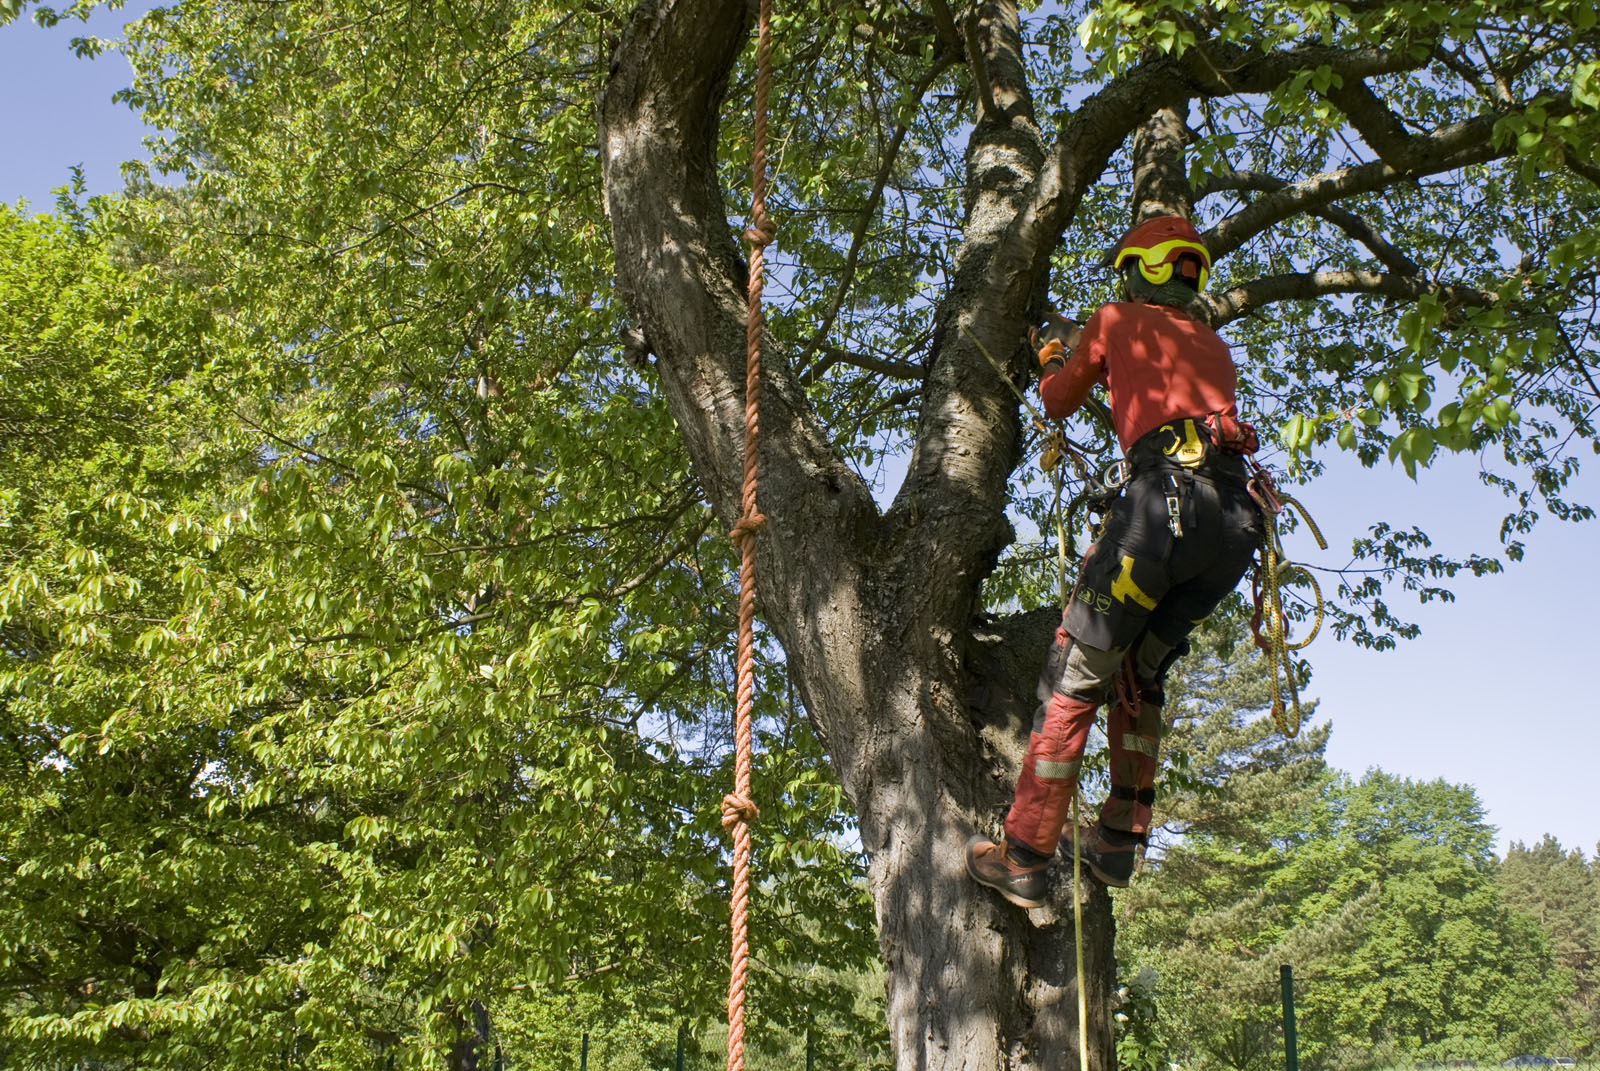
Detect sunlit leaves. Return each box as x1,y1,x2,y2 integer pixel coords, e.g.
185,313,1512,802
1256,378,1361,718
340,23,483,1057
0,0,878,1054
8,0,1600,1060
1124,754,1573,1064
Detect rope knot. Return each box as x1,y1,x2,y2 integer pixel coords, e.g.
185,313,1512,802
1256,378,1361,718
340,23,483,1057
728,511,768,549
744,212,777,249
721,793,760,830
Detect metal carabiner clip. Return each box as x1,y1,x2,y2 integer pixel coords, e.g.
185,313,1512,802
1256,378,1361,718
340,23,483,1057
1101,459,1130,493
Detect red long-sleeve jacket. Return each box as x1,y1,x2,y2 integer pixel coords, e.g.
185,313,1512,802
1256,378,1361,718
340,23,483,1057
1040,301,1239,455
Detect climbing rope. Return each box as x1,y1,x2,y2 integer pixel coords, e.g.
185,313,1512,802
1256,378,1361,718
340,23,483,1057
1246,465,1327,737
720,3,775,1071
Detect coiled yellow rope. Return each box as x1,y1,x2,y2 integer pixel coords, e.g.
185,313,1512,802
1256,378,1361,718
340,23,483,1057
1248,475,1328,738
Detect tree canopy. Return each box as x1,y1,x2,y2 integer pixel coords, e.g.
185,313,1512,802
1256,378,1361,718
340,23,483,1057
3,0,1600,1067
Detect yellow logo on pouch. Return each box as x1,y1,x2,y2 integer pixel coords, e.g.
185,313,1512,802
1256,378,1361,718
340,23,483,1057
1111,555,1156,610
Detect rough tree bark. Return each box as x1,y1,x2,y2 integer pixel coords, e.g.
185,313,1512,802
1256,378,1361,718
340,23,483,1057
594,0,1526,1065
1131,107,1194,224
598,2,1118,1066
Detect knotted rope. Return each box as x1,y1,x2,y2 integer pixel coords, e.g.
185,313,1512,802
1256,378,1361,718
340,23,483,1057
725,2,775,1070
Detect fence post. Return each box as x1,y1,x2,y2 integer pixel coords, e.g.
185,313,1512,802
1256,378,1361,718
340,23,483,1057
805,1018,814,1071
1280,964,1299,1071
676,1021,686,1071
580,1032,589,1071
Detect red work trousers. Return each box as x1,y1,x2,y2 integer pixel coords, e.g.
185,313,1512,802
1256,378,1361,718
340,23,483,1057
1003,627,1166,856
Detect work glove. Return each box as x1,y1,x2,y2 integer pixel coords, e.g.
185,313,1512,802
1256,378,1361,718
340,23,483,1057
1029,311,1082,374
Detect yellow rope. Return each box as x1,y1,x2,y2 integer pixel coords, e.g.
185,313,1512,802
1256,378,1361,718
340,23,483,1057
1069,793,1089,1071
961,323,1055,427
1251,478,1328,738
1260,539,1303,736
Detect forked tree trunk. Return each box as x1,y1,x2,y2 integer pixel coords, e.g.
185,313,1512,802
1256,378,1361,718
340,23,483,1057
595,0,1532,1055
597,0,1155,1066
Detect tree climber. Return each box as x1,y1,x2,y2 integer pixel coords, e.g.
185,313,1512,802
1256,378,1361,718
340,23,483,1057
966,214,1263,905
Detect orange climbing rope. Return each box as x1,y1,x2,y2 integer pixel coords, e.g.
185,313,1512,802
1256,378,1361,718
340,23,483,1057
719,2,775,1071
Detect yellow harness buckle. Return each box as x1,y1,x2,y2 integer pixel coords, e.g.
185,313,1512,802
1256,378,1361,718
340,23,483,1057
1161,418,1207,467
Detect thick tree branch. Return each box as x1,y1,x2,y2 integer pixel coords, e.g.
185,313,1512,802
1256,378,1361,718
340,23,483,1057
1201,80,1584,262
1131,106,1193,222
1196,167,1420,274
890,0,1044,621
966,0,1031,125
1320,78,1422,170
599,0,868,508
1204,116,1503,260
1205,270,1498,326
1180,40,1424,98
599,0,886,750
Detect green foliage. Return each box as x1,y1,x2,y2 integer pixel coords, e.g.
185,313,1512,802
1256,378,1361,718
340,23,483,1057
5,0,1600,1063
1499,837,1600,1053
1116,965,1169,1071
5,0,895,1057
1109,617,1585,1067
0,163,875,1070
1122,732,1578,1070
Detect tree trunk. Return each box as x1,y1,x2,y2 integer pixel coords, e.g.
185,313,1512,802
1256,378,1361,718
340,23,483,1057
446,1001,490,1071
595,4,1546,1052
596,0,1157,1066
849,612,1120,1071
1131,106,1195,223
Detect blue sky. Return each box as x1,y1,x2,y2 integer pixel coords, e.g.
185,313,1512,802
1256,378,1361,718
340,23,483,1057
2,5,156,213
4,5,1596,857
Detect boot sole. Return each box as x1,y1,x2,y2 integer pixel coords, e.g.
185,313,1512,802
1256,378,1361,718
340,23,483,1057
1081,859,1131,888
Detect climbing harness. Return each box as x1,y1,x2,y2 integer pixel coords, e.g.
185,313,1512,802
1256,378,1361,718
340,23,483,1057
721,2,775,1070
1245,463,1327,738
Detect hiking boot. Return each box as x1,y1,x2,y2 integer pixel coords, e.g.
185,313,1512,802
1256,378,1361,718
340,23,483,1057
965,834,1050,909
1060,822,1142,888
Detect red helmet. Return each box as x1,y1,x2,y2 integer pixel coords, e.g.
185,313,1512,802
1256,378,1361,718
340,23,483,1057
1101,215,1211,291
